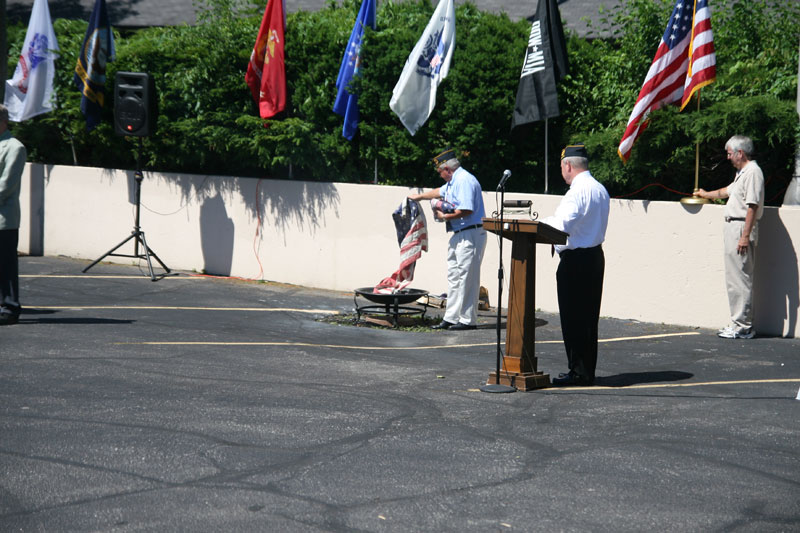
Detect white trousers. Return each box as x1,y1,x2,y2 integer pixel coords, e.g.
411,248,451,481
723,220,757,331
443,228,487,325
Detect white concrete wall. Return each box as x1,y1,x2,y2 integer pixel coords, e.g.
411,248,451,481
18,163,800,338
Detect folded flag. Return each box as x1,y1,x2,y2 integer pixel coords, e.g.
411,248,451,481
430,198,455,220
374,199,429,294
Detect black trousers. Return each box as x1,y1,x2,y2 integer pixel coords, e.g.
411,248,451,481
0,229,20,315
556,245,605,381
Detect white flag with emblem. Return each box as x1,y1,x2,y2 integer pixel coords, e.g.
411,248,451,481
389,0,455,136
4,0,60,122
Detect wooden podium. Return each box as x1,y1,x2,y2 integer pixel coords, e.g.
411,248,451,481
482,218,567,391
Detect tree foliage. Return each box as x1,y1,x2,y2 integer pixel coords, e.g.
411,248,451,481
5,0,799,204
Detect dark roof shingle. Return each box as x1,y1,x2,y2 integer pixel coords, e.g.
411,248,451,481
6,0,621,36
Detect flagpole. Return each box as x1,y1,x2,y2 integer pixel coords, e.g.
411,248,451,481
681,91,709,204
544,118,549,194
70,134,78,165
1,0,6,102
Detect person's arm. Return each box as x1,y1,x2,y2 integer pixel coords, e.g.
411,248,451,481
441,208,472,222
541,189,580,234
0,144,27,203
407,188,441,202
694,187,728,200
738,204,758,255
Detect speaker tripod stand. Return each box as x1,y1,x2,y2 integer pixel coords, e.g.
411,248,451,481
82,140,170,281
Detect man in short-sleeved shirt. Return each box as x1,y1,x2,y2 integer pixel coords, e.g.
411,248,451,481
439,165,485,231
694,135,764,339
408,148,486,330
0,104,28,325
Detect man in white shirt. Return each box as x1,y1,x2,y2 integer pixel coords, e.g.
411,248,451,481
694,135,764,339
542,144,610,386
408,148,487,331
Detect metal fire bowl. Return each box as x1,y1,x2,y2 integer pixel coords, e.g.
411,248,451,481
354,287,428,305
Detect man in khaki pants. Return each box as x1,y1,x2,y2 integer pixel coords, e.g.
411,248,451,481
695,135,765,339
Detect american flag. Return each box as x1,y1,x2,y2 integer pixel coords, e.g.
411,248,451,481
374,199,428,294
618,0,716,162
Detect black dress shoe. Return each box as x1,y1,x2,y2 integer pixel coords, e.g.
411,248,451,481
431,320,455,330
449,322,477,331
552,373,593,386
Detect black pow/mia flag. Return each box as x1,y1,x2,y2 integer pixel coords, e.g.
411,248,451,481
511,0,570,129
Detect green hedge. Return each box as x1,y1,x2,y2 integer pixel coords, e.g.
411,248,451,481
6,0,800,204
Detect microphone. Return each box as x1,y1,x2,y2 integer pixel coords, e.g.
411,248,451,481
497,169,512,191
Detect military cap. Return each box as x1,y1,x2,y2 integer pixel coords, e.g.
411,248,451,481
432,148,457,168
561,143,589,160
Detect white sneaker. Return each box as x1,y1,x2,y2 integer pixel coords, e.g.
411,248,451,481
718,326,755,339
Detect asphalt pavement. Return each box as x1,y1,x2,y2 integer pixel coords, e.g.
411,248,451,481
1,255,798,532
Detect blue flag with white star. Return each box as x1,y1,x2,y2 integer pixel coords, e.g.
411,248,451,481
333,0,376,140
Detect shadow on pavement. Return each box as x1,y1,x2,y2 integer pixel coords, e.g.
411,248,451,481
20,318,136,325
19,308,134,325
595,370,694,387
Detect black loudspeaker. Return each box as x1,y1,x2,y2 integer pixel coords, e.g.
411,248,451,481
114,72,157,137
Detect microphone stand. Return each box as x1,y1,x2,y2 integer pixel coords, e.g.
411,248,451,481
480,172,516,394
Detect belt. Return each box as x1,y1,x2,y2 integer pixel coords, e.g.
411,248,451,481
453,224,480,234
561,244,603,255
725,216,746,222
559,244,603,257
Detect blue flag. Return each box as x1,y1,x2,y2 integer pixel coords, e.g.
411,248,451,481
74,0,116,131
333,0,376,140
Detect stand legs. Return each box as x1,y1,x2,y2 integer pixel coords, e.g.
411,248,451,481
82,229,170,282
82,155,170,281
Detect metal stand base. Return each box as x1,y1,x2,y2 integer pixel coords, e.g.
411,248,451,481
680,196,709,205
354,303,427,327
82,228,170,281
83,139,170,282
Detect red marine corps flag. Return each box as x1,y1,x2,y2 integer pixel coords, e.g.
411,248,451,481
618,0,716,162
245,0,286,119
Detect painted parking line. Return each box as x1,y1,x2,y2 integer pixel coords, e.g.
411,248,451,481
33,306,338,314
29,303,703,347
24,302,704,345
21,275,203,279
116,332,800,391
118,331,700,349
528,378,800,391
117,341,494,350
537,331,701,344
